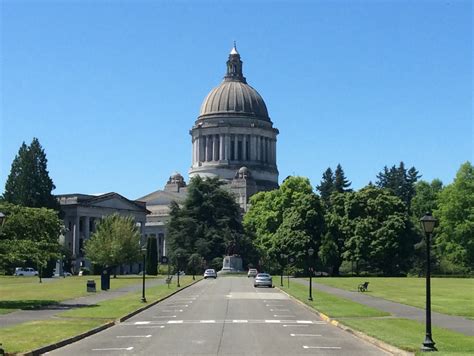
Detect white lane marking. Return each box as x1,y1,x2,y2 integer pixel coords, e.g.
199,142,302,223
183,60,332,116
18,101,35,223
200,320,216,323
153,315,176,318
167,305,188,307
92,347,133,351
265,320,280,323
134,321,150,325
290,334,322,337
117,335,152,338
270,309,289,311
297,320,313,324
137,326,165,329
266,304,283,307
162,309,183,312
232,320,248,323
283,324,308,327
167,320,183,324
303,346,342,349
226,294,232,298
274,315,293,317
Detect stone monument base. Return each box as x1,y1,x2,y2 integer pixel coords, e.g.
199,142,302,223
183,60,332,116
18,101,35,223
220,255,243,273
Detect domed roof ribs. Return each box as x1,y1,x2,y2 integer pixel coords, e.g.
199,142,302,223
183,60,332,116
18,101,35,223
225,43,247,83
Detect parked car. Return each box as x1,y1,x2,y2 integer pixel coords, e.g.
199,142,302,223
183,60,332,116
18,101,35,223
247,268,258,278
203,269,217,279
254,273,273,288
14,267,38,276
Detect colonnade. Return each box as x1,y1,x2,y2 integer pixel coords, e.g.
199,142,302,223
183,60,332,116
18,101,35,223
193,134,276,165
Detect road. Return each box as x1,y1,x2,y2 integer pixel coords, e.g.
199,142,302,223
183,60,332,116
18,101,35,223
47,276,389,355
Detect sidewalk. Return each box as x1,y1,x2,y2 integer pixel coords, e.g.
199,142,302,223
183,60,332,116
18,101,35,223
293,278,474,336
0,277,167,328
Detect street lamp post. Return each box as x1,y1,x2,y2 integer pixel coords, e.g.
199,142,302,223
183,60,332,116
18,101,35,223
308,247,314,301
280,253,286,287
141,247,147,303
420,212,437,352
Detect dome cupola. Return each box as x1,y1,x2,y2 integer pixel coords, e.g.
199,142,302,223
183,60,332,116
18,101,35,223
199,44,270,120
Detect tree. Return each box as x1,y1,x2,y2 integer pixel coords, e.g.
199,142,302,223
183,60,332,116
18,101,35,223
167,176,246,268
0,203,61,281
334,164,351,193
188,253,203,280
244,176,325,273
316,168,334,205
376,162,420,212
341,186,416,275
3,138,60,211
411,179,443,220
146,236,158,275
434,162,474,272
84,214,141,276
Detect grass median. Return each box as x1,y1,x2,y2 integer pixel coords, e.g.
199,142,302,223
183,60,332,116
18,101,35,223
0,276,200,354
279,281,474,355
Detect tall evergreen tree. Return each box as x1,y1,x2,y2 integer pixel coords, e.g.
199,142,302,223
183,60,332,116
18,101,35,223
316,167,334,205
146,236,158,275
376,161,420,211
3,138,60,211
334,164,351,193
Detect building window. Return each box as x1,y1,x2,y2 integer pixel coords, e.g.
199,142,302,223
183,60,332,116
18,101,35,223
230,140,235,160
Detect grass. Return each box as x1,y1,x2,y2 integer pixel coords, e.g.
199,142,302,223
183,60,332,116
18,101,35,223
310,277,474,318
0,275,163,314
0,276,200,354
280,281,474,355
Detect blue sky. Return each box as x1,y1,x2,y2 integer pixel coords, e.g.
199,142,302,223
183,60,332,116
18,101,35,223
1,0,472,200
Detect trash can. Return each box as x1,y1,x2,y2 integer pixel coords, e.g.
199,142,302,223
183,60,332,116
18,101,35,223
101,269,110,290
87,280,96,292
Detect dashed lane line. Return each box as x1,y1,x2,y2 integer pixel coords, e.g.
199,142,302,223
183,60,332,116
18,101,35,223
137,326,165,329
92,347,133,351
290,334,322,337
116,335,152,338
303,346,342,349
131,320,320,325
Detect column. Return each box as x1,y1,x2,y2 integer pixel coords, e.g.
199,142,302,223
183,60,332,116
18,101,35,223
265,138,269,163
225,134,231,160
206,135,212,161
213,135,219,161
243,135,247,161
219,134,225,160
73,216,80,257
234,136,238,161
251,135,257,161
199,136,205,162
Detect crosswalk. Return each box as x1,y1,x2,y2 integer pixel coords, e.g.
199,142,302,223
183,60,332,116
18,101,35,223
126,319,326,325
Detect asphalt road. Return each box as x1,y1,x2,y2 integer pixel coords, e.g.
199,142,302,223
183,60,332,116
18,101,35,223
47,276,389,355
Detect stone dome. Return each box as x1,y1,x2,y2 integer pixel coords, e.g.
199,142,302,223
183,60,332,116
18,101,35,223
199,81,269,119
198,45,269,121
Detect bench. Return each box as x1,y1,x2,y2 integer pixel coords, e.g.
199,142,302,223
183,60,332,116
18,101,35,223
165,276,173,284
358,281,369,292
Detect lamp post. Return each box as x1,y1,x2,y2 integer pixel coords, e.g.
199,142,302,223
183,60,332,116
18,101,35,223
141,247,147,303
176,252,181,288
308,247,314,301
420,212,437,352
280,253,286,287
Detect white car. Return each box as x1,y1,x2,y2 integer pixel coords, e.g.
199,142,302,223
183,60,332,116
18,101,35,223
203,269,217,279
14,267,39,276
254,273,273,288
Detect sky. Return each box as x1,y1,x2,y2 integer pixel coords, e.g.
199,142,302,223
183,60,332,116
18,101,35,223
1,0,472,200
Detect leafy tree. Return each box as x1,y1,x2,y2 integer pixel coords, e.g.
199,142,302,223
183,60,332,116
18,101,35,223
0,203,61,281
244,176,325,273
434,162,474,272
376,161,420,212
167,176,246,268
316,168,334,205
411,179,443,220
84,214,141,276
341,186,416,275
334,164,352,193
146,236,158,275
3,138,60,211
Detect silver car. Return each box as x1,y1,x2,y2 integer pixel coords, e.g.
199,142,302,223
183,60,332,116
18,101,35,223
203,269,217,279
254,273,272,288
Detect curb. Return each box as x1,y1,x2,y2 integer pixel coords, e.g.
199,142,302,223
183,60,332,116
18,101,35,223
15,278,202,356
276,286,413,356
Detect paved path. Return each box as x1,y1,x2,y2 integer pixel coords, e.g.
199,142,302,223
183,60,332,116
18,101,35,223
293,278,474,336
0,277,168,328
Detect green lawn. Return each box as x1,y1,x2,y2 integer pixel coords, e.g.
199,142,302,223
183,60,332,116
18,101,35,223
0,276,200,354
280,282,474,355
0,275,163,314
311,277,474,318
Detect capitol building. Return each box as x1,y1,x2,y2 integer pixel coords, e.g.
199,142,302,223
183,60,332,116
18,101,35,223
57,45,280,271
139,45,280,258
